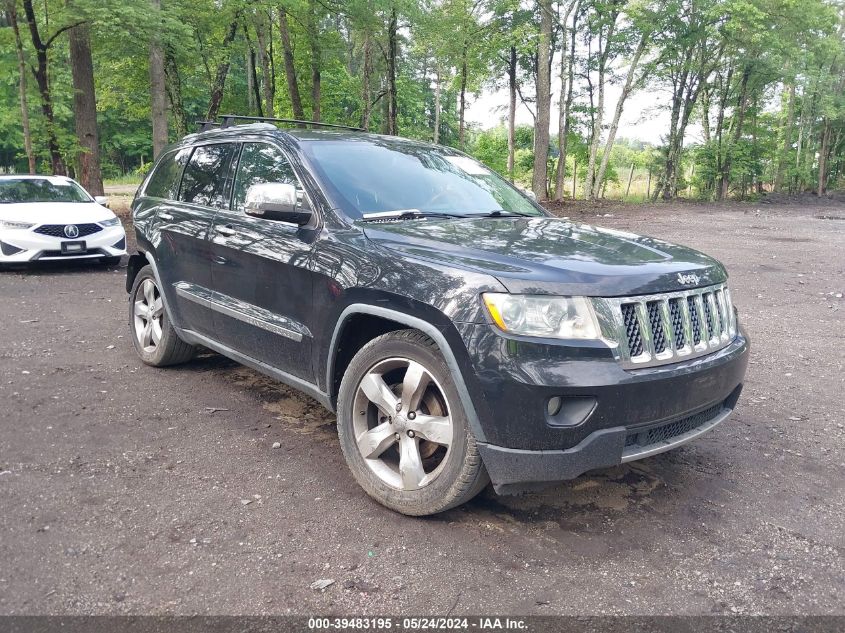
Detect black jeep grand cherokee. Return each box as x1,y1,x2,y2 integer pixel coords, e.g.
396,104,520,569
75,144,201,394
127,119,750,515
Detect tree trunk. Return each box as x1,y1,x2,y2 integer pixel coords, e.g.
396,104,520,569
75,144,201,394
554,1,578,200
657,92,683,199
719,65,751,200
712,66,732,197
255,11,275,117
592,33,647,199
654,58,690,200
164,46,188,137
433,67,441,144
386,8,398,135
278,7,305,121
7,0,35,173
773,82,796,192
21,0,65,174
458,49,468,149
817,118,832,196
507,46,517,182
531,0,553,200
149,0,168,157
68,21,103,195
700,83,711,143
246,48,257,113
206,15,240,120
360,33,372,129
307,0,321,121
585,14,619,201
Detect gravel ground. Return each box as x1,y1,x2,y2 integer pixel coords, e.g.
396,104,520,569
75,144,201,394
0,194,843,616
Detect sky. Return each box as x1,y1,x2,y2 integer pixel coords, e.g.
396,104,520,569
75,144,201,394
464,77,707,146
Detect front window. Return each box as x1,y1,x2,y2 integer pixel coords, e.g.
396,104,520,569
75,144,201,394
232,143,299,213
300,138,545,220
0,178,92,204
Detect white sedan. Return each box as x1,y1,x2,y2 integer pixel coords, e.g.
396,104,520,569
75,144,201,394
0,175,126,265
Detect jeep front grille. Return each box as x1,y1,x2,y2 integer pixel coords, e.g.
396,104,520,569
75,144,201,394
600,283,736,369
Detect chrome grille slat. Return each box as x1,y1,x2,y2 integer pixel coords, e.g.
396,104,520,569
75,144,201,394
658,299,675,354
600,283,735,370
668,298,687,352
646,301,668,354
702,293,714,340
634,302,654,357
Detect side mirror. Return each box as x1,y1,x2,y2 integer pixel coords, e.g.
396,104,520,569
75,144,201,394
94,195,110,208
244,182,312,226
520,188,537,201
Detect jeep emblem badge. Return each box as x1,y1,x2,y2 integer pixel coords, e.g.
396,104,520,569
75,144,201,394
64,224,80,239
677,272,701,286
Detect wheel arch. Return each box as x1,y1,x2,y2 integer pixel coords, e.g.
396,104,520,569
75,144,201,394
326,304,487,443
125,253,148,293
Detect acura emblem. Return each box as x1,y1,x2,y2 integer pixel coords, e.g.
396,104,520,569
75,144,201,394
64,224,79,239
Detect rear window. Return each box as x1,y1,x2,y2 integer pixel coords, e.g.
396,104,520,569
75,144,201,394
179,144,237,208
144,148,190,200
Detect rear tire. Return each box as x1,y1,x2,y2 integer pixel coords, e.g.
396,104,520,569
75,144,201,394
337,329,488,516
129,265,195,367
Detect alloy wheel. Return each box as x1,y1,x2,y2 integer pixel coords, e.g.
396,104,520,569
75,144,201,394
133,278,164,353
352,357,454,490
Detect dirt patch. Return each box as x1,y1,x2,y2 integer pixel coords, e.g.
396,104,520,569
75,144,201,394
0,196,843,616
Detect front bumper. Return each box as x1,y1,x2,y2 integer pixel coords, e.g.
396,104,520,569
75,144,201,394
456,323,750,492
0,225,126,262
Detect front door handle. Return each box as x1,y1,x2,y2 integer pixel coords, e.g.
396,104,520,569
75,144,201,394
216,225,236,236
212,255,228,265
159,212,174,221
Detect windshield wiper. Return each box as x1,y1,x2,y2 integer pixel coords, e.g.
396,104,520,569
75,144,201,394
360,209,463,221
465,209,533,218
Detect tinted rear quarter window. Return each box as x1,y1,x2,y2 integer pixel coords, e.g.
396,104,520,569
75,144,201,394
179,144,237,208
143,148,190,200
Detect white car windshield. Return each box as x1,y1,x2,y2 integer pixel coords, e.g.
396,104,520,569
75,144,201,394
0,178,92,204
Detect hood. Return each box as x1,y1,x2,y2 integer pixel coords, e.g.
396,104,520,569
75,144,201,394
363,216,727,297
0,202,115,226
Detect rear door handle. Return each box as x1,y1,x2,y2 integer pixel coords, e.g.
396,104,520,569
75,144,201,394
212,255,228,265
159,212,174,221
216,225,236,236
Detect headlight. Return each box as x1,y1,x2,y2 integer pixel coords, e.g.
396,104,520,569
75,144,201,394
0,220,34,230
482,293,601,340
99,217,121,227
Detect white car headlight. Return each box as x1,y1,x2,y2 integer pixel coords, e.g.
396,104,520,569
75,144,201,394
0,220,34,230
99,217,122,227
482,293,601,340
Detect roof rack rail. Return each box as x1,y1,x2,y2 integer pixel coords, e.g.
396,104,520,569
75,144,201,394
218,114,365,132
196,120,221,132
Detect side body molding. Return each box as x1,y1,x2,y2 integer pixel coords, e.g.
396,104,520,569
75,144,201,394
132,259,485,442
327,304,487,443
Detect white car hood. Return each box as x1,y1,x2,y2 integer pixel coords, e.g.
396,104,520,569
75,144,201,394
0,202,115,225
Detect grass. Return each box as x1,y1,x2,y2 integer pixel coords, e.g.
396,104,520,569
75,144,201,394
103,175,143,187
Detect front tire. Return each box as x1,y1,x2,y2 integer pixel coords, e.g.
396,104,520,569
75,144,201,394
337,329,488,515
129,265,195,366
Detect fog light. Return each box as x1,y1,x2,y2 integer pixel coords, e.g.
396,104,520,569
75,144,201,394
544,396,598,427
0,241,24,256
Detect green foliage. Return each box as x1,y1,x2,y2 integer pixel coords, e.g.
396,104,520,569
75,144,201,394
0,0,842,202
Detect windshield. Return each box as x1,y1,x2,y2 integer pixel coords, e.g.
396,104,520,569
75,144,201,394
300,138,545,220
0,178,92,204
